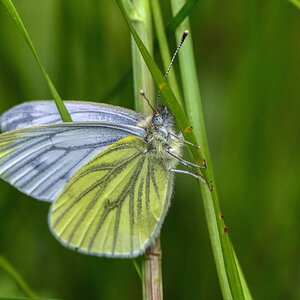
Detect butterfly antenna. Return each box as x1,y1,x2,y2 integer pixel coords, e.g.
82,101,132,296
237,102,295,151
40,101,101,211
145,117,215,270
140,90,157,114
157,30,189,108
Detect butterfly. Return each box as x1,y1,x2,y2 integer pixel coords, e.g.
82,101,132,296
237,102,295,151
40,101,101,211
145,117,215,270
0,31,210,257
0,98,209,257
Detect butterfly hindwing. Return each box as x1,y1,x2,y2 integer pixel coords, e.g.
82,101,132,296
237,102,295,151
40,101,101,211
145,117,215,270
49,136,173,257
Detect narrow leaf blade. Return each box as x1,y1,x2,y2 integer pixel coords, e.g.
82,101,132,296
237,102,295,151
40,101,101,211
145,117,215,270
1,0,72,122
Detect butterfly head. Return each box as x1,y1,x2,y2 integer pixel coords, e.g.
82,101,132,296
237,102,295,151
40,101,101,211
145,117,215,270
152,106,170,128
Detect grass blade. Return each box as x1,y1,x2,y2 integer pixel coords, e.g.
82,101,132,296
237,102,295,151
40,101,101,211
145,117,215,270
234,249,253,299
101,0,198,105
151,0,183,108
170,0,252,298
1,0,72,122
0,254,38,299
288,0,300,9
165,0,198,34
132,259,142,280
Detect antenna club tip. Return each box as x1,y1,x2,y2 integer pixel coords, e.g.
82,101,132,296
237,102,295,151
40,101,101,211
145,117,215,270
181,30,189,41
139,90,145,95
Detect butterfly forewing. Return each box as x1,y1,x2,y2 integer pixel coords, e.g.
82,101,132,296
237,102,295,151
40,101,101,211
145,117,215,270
0,123,144,202
49,136,172,257
1,100,144,132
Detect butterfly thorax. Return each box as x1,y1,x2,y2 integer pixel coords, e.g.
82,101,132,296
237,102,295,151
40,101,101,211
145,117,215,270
137,107,182,167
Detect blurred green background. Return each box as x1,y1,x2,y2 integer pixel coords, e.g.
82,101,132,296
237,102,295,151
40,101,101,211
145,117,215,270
0,0,299,299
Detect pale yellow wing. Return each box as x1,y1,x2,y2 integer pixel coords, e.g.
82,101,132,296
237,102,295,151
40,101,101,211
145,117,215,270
49,136,173,257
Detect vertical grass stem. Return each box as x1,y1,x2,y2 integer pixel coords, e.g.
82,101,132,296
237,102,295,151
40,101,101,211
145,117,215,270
170,0,252,299
124,0,164,298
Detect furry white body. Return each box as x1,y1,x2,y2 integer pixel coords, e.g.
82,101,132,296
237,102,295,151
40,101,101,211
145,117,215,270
138,108,182,169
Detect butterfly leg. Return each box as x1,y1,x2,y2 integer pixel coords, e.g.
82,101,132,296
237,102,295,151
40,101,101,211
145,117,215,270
169,169,212,191
167,148,207,169
168,132,201,150
167,149,211,190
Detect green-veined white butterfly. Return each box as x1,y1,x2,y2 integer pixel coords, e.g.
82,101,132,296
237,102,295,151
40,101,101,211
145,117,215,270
0,99,208,257
0,32,209,257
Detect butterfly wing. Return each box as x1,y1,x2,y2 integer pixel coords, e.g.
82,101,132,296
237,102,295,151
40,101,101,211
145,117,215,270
0,122,145,202
1,100,145,132
49,136,173,257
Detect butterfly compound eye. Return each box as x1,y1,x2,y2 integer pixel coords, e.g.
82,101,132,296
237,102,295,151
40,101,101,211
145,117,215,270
153,115,164,126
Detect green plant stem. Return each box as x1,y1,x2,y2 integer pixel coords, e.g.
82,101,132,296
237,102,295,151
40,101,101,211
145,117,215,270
170,0,251,299
124,0,163,299
142,237,163,300
103,0,197,108
170,1,235,298
0,254,38,299
127,0,154,114
150,0,183,108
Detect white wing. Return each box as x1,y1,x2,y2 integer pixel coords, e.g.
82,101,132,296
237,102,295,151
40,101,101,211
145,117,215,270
1,101,145,132
0,122,145,202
